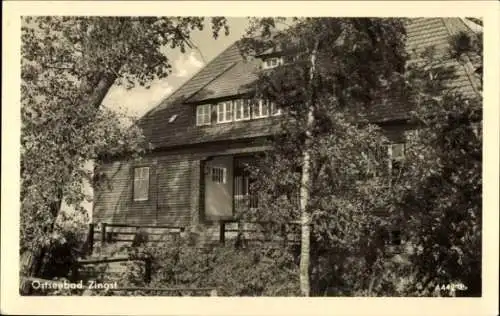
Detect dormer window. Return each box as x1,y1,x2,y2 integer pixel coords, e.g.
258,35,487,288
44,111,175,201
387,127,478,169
196,104,211,126
262,57,283,70
234,99,251,121
217,101,233,123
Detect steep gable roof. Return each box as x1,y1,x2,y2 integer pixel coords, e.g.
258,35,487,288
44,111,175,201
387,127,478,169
137,18,481,150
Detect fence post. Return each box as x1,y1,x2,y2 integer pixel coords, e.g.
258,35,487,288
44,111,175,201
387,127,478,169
88,223,94,255
101,223,107,244
144,258,152,284
219,221,225,245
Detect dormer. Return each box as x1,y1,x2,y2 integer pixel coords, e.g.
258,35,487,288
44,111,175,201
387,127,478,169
261,56,284,70
257,44,300,70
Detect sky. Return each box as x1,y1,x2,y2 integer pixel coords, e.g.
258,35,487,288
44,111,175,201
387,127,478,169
103,17,250,118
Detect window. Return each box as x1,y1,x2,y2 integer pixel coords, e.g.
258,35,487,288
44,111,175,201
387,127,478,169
262,57,283,70
234,161,258,209
389,143,405,181
234,99,251,121
211,167,227,184
217,101,233,123
253,100,270,118
389,229,402,246
133,167,150,201
196,104,211,126
270,101,282,116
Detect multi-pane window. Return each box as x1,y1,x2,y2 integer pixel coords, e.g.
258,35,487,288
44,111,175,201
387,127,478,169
253,100,270,118
262,57,283,70
195,99,280,127
196,104,211,126
133,167,150,201
217,101,233,123
234,99,251,121
211,167,227,184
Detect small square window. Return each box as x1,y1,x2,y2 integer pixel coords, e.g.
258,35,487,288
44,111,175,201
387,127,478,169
211,167,227,184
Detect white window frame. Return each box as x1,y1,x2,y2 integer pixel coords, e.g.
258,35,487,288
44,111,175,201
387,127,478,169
234,99,251,121
270,101,282,116
196,104,211,126
262,57,283,70
253,99,270,119
217,101,233,124
133,167,150,201
211,167,227,184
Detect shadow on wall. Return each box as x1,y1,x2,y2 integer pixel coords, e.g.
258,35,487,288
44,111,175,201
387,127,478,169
93,156,192,228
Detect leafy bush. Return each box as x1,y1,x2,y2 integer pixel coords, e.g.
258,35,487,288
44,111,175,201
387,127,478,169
121,237,300,296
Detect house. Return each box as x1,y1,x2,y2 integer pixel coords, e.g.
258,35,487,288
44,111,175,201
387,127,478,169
92,18,481,246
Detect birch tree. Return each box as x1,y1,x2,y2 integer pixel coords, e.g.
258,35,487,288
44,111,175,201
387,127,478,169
242,19,482,296
241,18,407,296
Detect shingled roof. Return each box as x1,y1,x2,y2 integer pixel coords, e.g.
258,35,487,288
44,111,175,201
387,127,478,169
137,18,481,150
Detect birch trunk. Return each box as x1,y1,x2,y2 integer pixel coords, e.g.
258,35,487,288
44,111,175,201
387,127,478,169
299,39,319,297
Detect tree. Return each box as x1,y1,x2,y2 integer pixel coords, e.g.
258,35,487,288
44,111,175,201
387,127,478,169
20,16,230,293
242,19,482,296
386,30,482,296
241,18,408,296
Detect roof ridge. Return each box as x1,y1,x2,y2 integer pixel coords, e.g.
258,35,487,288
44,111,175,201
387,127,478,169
140,40,242,119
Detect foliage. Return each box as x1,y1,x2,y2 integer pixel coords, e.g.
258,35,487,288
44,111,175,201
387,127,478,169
240,18,482,296
120,238,300,296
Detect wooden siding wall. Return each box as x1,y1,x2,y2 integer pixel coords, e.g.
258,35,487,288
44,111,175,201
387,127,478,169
93,139,269,229
93,124,412,230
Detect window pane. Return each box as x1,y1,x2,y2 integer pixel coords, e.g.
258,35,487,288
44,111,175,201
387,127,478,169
211,167,227,184
270,102,281,115
262,100,269,116
197,104,211,125
217,103,224,122
234,100,242,120
225,102,233,121
133,167,149,201
391,143,405,159
243,101,250,118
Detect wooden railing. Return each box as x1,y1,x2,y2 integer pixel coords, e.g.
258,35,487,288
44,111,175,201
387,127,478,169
75,256,153,284
218,220,300,246
85,223,186,255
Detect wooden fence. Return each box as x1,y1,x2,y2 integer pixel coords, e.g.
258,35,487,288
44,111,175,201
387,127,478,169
85,223,185,255
218,220,301,246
